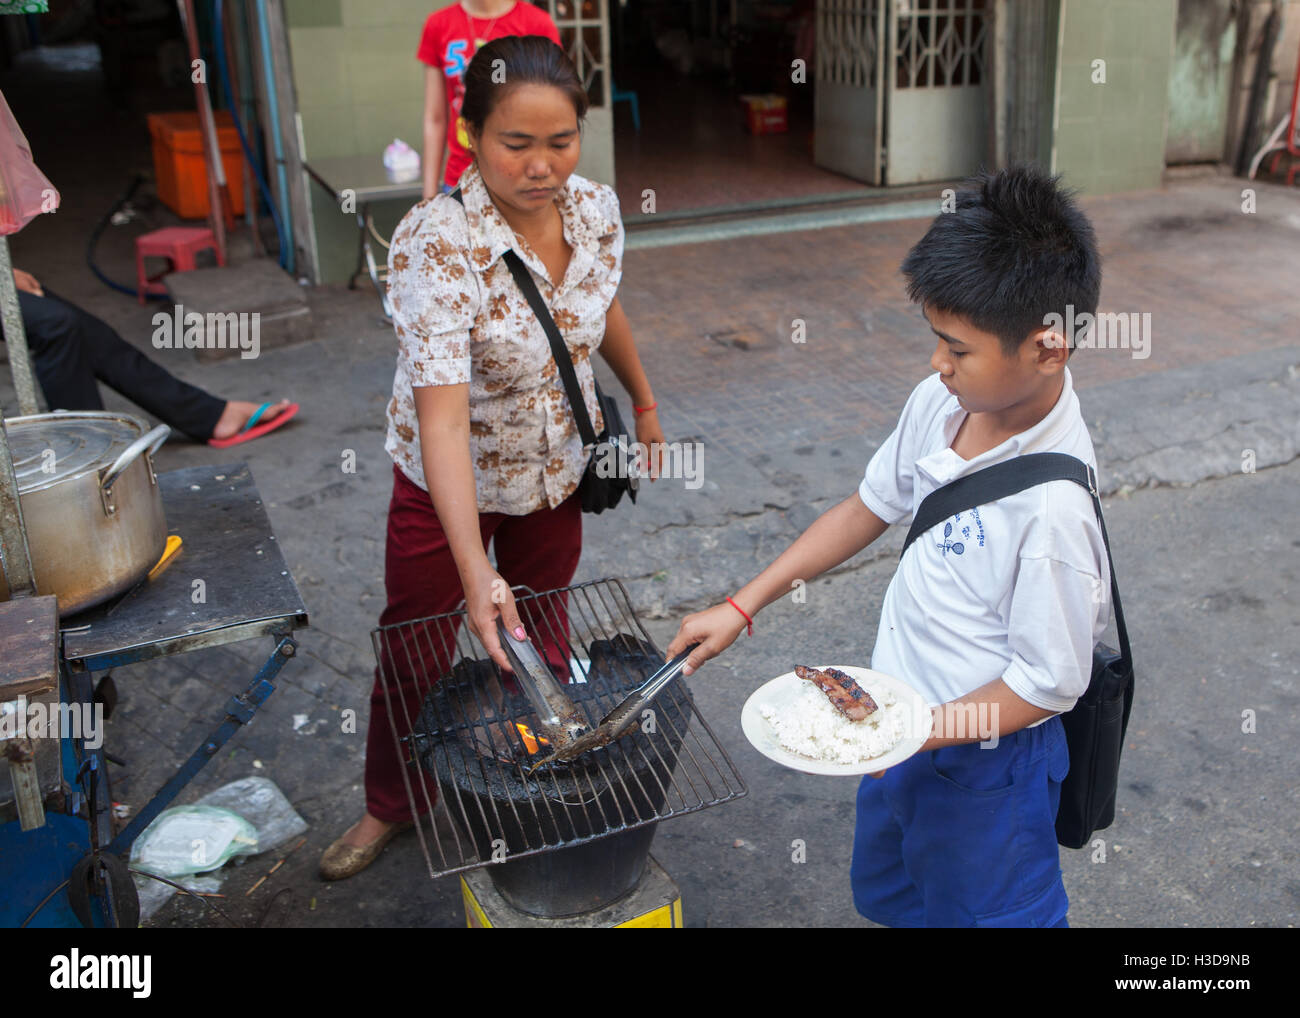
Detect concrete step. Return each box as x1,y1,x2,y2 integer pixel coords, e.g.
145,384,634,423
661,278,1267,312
623,191,948,251
162,262,313,363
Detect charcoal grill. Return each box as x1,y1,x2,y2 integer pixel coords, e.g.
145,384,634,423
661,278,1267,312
372,578,746,919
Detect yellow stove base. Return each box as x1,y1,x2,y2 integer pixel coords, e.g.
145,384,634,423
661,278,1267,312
462,855,682,928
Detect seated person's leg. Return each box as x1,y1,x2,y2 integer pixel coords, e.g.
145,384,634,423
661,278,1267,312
37,288,225,441
16,290,105,411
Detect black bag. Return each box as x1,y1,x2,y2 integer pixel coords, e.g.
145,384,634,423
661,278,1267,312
449,188,637,515
900,452,1134,849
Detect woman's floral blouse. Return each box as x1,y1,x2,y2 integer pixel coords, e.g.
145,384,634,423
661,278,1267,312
385,160,623,514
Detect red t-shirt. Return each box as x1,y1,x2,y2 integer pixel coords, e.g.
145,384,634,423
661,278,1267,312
417,2,562,188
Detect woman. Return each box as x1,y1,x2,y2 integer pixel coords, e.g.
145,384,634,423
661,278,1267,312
416,0,560,198
320,36,667,880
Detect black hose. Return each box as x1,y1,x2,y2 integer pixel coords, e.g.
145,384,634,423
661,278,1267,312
86,173,169,300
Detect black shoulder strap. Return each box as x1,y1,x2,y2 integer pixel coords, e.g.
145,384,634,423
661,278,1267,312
901,453,1087,557
448,187,597,447
900,452,1130,669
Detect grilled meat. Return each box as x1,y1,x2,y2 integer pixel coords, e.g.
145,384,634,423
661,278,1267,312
794,665,878,722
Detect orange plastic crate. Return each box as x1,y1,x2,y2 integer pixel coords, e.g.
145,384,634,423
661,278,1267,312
147,111,246,219
739,94,788,135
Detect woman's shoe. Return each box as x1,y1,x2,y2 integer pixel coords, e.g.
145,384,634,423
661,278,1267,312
319,819,413,881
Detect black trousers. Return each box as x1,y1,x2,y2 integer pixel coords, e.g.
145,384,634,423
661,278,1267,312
14,288,225,441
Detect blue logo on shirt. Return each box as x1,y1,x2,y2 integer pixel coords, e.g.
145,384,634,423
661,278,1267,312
937,509,986,556
937,521,965,556
960,507,986,547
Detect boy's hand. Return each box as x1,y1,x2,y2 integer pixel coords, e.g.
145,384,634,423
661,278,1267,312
667,602,750,676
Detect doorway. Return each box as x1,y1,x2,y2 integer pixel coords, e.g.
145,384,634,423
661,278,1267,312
607,0,868,217
816,0,989,186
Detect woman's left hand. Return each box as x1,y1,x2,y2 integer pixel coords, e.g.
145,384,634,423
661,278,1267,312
634,408,667,481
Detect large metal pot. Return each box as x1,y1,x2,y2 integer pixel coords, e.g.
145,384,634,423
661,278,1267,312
0,411,169,616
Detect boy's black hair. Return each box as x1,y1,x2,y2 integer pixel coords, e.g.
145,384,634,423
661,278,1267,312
900,164,1101,357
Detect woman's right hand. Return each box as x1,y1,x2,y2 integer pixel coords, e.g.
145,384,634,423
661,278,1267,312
667,601,751,677
463,563,527,674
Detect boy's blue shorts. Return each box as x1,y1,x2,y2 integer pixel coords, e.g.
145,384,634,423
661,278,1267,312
851,714,1071,928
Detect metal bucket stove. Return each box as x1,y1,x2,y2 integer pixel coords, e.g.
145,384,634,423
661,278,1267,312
373,579,746,925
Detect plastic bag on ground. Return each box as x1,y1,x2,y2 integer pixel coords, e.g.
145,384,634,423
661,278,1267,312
195,775,307,854
131,777,309,922
129,805,259,879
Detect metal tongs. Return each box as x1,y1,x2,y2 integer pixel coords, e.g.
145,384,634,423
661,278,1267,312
496,619,592,750
498,622,698,773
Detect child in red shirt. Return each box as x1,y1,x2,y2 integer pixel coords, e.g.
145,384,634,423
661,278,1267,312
417,1,562,197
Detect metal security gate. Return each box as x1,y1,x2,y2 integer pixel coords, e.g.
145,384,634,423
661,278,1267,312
543,0,615,186
815,0,990,185
816,0,888,184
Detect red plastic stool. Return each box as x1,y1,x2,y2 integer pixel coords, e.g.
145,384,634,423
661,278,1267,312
135,226,223,304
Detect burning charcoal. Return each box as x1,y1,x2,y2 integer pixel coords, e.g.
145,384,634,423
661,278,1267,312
411,639,696,863
587,634,662,688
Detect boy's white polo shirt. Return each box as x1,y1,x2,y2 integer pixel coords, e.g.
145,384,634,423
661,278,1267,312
858,368,1110,715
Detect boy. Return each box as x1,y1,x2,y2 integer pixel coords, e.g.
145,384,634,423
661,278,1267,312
667,165,1110,928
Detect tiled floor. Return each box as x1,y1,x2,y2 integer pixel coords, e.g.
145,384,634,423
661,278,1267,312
613,179,1300,463
611,68,870,215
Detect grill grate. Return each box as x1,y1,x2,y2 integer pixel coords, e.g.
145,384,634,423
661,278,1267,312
372,578,747,879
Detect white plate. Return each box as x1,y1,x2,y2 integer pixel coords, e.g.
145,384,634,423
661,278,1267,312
741,666,931,776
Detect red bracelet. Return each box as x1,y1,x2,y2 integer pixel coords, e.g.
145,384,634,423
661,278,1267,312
633,401,658,415
726,596,754,636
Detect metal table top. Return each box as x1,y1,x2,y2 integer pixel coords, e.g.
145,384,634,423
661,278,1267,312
59,462,308,671
304,154,425,204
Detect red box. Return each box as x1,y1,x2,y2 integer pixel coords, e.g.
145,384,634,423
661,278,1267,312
740,94,788,135
147,110,246,219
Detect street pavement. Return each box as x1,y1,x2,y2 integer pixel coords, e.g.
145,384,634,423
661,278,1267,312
4,53,1298,926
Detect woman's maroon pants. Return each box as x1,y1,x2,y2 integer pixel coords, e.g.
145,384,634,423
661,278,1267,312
365,464,582,822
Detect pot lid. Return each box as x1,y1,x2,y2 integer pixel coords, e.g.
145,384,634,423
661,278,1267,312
2,411,150,494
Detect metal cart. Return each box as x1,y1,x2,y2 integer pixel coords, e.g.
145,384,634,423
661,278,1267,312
0,239,309,927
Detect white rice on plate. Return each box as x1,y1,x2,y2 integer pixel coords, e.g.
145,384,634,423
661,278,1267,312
758,681,907,764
